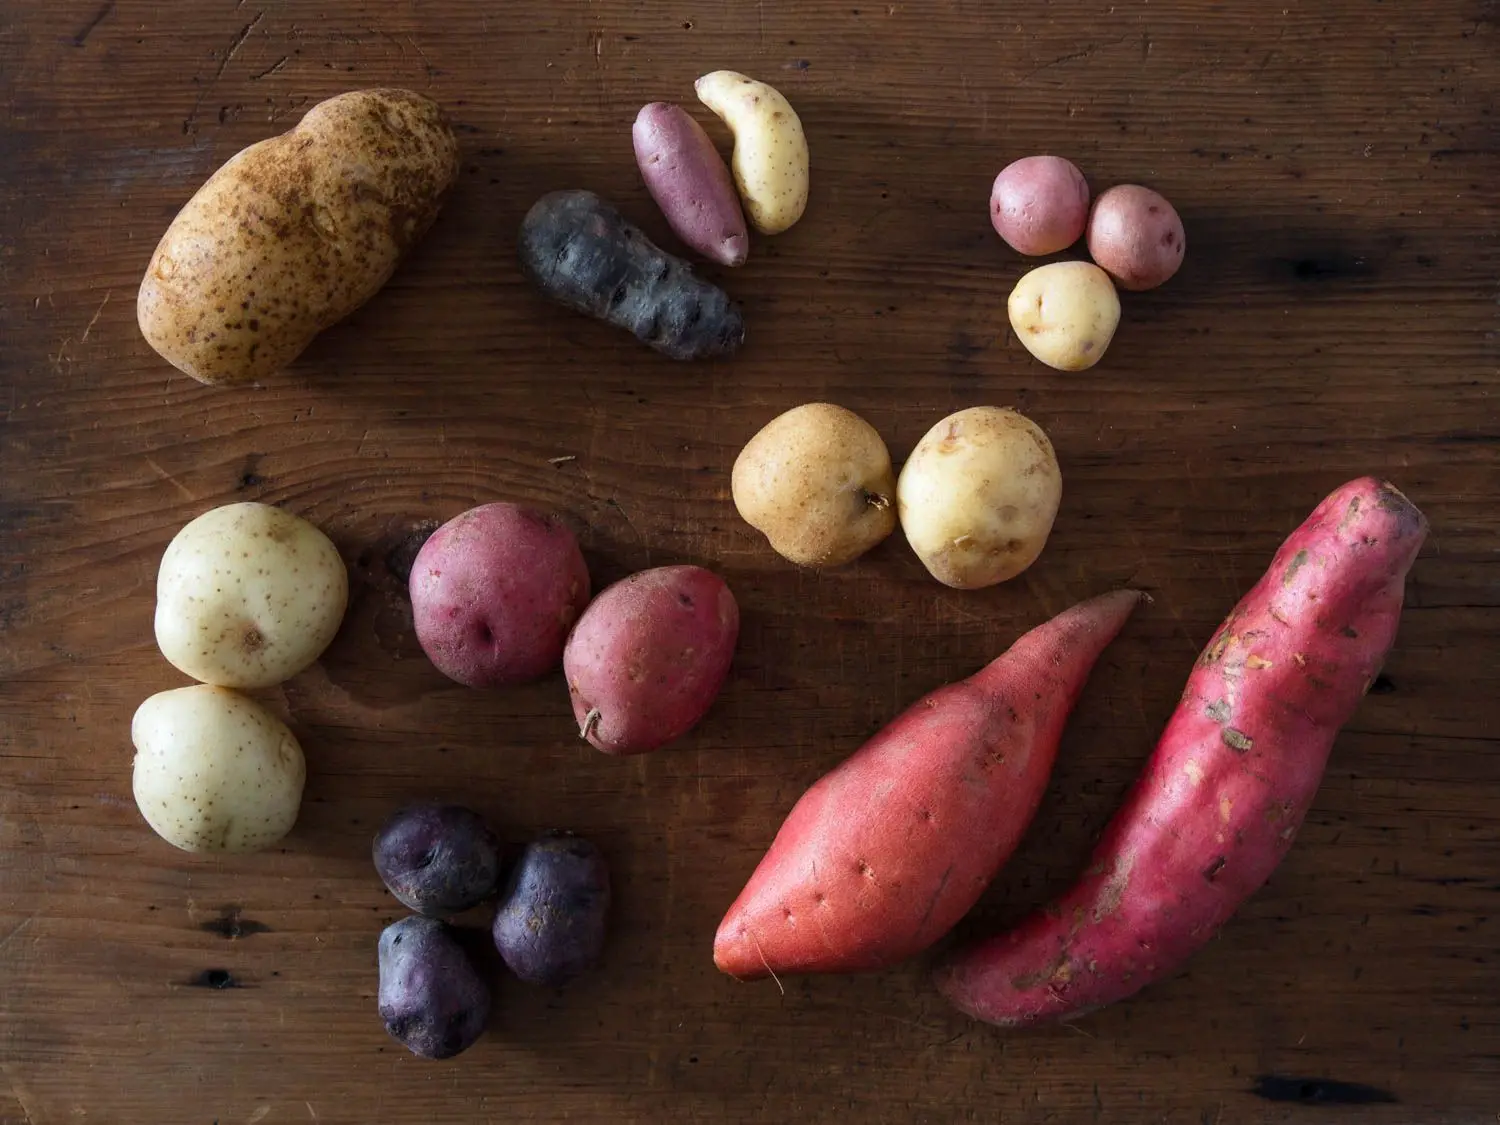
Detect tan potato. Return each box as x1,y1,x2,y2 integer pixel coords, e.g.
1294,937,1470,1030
1007,260,1120,371
897,406,1062,589
732,403,896,568
155,502,348,689
138,89,460,385
131,685,305,854
695,71,809,235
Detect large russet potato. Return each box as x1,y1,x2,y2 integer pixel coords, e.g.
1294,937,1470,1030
137,88,460,385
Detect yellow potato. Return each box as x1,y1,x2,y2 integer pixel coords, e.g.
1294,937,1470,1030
137,88,460,385
132,685,305,854
1007,260,1120,371
732,403,895,568
695,71,809,235
897,406,1062,589
154,502,348,689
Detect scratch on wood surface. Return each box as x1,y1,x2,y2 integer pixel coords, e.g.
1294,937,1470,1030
80,291,111,343
0,916,35,955
2,1061,43,1125
72,0,116,47
183,11,265,134
305,1102,319,1122
1020,35,1129,81
249,1107,271,1124
144,455,196,501
405,33,434,85
250,55,290,80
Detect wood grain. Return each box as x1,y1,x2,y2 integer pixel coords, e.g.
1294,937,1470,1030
1,0,1497,1121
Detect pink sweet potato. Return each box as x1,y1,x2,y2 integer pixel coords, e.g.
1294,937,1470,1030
714,589,1145,979
934,477,1427,1027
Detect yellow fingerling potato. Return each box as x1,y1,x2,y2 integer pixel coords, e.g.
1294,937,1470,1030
137,88,460,385
695,70,809,235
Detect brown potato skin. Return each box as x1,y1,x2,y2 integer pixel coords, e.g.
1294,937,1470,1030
1085,184,1186,291
137,88,460,385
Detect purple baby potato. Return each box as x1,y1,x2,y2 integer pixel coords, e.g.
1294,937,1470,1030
373,803,503,916
492,832,610,986
377,915,490,1060
409,503,591,688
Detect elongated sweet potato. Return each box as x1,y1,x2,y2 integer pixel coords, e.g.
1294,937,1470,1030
518,189,744,360
934,477,1427,1027
714,589,1145,979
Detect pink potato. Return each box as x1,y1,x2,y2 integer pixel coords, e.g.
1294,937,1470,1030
633,103,749,268
1085,184,1186,290
409,503,591,688
990,155,1091,256
935,478,1427,1027
564,565,739,755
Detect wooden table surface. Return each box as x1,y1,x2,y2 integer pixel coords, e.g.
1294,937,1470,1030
2,1,1497,1121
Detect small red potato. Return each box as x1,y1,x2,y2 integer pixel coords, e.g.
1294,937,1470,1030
563,565,739,755
1086,184,1186,290
409,503,591,688
990,155,1090,256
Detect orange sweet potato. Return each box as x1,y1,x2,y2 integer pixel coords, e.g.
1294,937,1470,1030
934,477,1428,1027
714,589,1144,979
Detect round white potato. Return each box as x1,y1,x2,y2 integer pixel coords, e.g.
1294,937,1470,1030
131,685,306,853
155,502,348,689
897,406,1062,589
732,402,896,568
1007,260,1120,371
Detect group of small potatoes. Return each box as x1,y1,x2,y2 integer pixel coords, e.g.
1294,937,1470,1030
129,501,743,858
992,154,1186,372
516,70,809,361
374,806,609,1060
733,402,1062,587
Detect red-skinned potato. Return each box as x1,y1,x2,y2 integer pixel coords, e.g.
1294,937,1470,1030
409,503,591,688
935,478,1427,1027
990,155,1090,256
1086,184,1186,291
714,590,1144,979
564,565,739,755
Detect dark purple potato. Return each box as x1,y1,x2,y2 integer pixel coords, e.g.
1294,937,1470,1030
373,804,503,916
492,832,610,986
377,916,490,1060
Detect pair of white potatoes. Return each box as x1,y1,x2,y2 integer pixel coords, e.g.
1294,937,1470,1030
132,502,348,854
732,403,1062,588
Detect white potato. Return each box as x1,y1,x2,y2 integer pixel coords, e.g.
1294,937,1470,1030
155,502,348,689
695,70,809,235
1007,260,1120,371
897,406,1062,589
131,685,306,853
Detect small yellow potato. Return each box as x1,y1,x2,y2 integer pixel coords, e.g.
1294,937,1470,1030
897,406,1062,589
1007,260,1120,371
732,403,896,568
